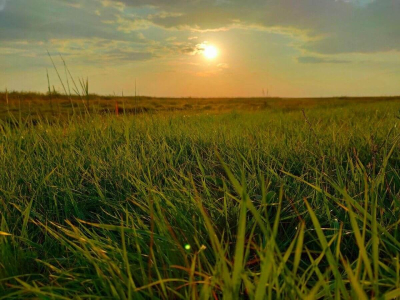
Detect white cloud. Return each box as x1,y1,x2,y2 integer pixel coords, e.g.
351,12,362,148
107,0,400,54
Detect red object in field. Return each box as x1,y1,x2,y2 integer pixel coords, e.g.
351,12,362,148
115,101,119,116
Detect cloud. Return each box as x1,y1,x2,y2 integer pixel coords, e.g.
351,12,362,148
1,0,399,69
102,48,154,61
106,0,400,54
297,56,350,64
47,38,155,62
175,41,215,56
105,0,199,8
0,0,9,11
217,62,229,69
0,37,155,71
103,14,152,33
0,0,148,44
4,0,399,58
56,0,82,8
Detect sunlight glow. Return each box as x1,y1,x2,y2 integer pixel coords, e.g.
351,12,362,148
203,45,218,59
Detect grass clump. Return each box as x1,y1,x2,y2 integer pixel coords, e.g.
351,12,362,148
1,99,400,299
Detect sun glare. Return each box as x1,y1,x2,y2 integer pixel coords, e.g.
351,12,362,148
203,45,218,59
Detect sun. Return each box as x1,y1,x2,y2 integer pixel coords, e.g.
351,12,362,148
203,45,218,59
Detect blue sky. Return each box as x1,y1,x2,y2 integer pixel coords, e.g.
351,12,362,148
1,0,399,97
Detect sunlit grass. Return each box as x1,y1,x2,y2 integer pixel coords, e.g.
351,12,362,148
1,99,400,299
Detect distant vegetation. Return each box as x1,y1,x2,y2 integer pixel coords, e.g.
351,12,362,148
1,95,400,299
1,90,400,120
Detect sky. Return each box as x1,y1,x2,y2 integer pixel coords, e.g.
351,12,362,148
0,0,399,97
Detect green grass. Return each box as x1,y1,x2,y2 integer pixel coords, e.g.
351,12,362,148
1,98,400,299
2,91,400,119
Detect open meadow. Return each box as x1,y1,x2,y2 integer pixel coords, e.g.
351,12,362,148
1,95,400,299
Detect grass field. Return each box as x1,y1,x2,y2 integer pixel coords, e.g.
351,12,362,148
1,94,400,299
2,91,400,118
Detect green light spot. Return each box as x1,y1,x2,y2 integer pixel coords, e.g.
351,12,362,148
185,244,191,250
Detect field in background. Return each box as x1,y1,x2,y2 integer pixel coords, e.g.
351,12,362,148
1,95,400,299
2,91,400,119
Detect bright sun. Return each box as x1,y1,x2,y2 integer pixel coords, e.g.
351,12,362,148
203,45,218,59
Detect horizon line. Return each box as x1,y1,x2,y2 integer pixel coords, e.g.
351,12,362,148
2,90,400,100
